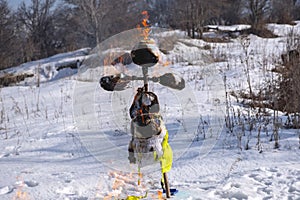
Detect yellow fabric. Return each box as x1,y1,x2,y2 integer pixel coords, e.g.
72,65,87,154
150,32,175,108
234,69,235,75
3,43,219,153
127,132,172,200
160,131,173,173
126,192,148,200
126,196,142,200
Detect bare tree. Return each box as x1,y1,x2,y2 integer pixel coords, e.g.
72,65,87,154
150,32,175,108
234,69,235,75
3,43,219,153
294,2,300,20
220,0,243,25
0,0,17,69
270,0,297,24
51,4,85,51
171,0,213,38
244,0,269,29
17,0,56,60
149,0,171,27
63,0,138,47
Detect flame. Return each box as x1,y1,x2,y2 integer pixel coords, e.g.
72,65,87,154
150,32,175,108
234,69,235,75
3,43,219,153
141,11,149,27
101,170,169,199
137,11,150,40
13,176,30,200
102,170,149,199
162,60,171,67
157,190,164,199
14,191,30,200
138,171,143,186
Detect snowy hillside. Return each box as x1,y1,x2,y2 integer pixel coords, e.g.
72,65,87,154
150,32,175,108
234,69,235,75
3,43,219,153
0,23,300,200
0,48,91,86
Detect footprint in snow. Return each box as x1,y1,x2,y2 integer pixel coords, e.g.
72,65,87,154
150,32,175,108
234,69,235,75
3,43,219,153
66,197,88,200
51,172,74,182
55,188,88,200
56,186,77,195
24,180,39,187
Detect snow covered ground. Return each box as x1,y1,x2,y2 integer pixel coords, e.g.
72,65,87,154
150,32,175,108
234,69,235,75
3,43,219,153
0,23,299,200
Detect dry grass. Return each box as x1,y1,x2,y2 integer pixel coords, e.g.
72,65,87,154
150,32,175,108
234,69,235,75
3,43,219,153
0,73,34,87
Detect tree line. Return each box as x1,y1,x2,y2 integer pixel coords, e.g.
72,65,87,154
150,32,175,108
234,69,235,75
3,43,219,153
0,0,299,70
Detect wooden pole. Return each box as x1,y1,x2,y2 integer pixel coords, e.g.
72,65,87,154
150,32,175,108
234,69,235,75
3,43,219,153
163,172,171,198
142,66,148,92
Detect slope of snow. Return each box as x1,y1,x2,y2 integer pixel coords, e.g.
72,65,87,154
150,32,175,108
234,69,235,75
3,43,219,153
0,24,300,200
267,21,300,37
0,48,91,85
206,24,251,32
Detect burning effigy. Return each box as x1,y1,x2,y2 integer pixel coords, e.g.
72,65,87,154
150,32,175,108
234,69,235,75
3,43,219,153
99,11,184,198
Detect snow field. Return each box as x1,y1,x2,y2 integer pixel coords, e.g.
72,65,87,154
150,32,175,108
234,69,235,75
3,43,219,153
0,23,300,199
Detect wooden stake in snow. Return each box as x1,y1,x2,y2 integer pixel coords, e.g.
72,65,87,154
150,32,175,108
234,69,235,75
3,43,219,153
163,172,171,198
